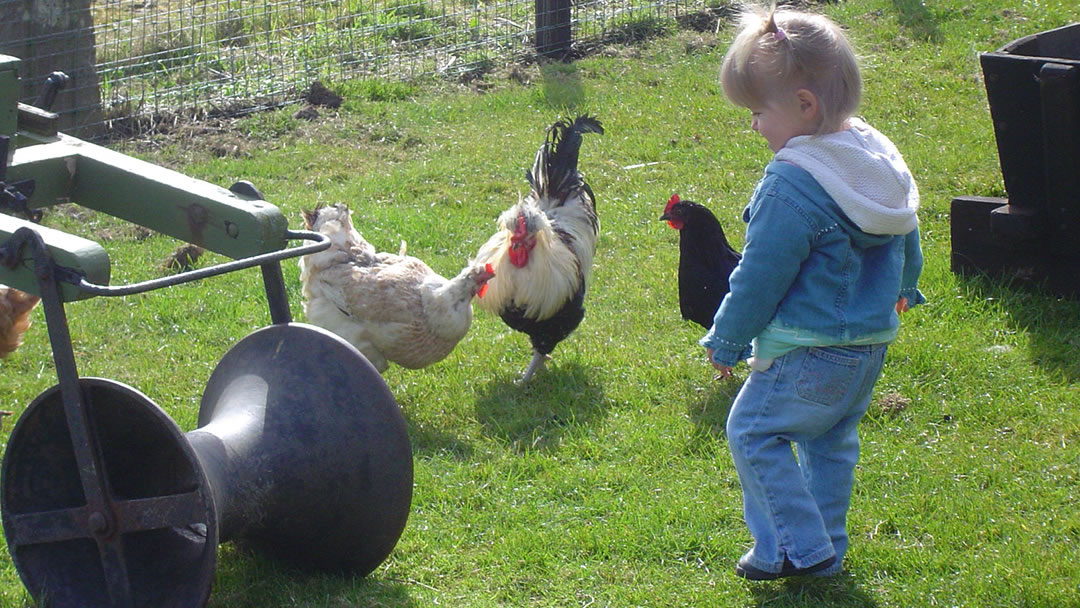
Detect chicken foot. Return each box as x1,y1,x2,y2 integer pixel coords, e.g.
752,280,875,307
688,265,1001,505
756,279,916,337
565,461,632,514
517,351,553,384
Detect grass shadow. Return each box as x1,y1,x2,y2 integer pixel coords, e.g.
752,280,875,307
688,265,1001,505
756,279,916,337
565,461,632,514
473,361,609,453
890,0,942,43
211,546,418,607
540,62,586,111
402,413,477,460
748,571,880,607
959,273,1080,382
686,375,741,441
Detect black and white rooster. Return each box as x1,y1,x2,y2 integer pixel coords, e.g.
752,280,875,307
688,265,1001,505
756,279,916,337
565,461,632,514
472,115,603,383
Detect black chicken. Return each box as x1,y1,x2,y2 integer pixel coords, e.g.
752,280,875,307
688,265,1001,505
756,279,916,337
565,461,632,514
660,194,742,330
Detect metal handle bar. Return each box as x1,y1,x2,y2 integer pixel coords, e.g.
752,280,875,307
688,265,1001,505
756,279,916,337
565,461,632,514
75,229,329,297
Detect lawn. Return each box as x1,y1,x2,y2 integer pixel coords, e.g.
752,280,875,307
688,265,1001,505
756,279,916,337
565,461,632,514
2,0,1079,606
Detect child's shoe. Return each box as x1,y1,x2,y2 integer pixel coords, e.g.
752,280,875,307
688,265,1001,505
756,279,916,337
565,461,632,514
735,555,836,580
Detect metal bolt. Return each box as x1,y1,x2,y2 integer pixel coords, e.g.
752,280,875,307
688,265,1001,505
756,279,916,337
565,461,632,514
225,221,239,238
88,511,108,535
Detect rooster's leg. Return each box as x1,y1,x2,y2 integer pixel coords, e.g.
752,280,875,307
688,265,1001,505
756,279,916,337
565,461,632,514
517,351,552,384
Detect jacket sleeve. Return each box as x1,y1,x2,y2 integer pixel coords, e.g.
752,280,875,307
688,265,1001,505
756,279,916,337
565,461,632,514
699,183,814,366
899,226,926,308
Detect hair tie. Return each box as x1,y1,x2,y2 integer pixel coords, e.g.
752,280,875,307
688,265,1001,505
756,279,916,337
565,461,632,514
774,27,787,42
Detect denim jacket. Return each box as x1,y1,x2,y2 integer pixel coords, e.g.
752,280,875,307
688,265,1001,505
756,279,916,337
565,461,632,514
700,160,925,367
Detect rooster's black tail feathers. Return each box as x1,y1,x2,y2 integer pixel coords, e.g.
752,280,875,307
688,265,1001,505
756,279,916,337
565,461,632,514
526,114,604,203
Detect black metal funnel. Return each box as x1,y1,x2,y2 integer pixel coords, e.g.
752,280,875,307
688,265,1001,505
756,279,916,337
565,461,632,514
1,323,412,607
190,322,413,572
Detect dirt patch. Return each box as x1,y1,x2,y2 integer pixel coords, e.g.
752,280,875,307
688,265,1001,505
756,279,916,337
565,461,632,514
877,391,912,417
305,81,344,108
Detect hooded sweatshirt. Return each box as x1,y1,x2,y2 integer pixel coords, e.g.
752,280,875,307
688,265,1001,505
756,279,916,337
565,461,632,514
700,118,925,368
775,117,919,235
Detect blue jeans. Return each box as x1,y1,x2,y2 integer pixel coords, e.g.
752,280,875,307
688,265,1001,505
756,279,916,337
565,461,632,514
726,343,888,575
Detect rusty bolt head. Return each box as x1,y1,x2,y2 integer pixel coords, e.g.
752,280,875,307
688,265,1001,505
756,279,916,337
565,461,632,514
88,511,109,536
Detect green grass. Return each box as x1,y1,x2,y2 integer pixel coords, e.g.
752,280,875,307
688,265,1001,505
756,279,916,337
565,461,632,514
4,0,1080,606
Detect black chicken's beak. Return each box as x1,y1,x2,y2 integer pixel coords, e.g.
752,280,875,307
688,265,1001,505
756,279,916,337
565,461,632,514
659,212,672,221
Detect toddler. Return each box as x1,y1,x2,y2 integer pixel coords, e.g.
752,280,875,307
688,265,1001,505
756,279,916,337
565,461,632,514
700,4,925,580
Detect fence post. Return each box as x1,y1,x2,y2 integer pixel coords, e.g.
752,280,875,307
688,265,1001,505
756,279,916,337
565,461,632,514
535,0,572,59
0,0,102,136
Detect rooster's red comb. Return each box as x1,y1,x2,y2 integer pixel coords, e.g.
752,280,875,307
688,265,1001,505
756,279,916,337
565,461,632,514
665,194,680,212
513,213,528,236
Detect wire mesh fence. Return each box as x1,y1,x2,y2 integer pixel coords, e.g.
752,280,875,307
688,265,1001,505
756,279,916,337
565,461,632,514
0,0,727,140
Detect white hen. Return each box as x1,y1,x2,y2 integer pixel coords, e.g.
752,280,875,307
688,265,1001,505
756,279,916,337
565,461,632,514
299,204,494,373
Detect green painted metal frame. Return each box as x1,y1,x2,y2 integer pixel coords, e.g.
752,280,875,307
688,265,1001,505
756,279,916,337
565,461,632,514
0,53,291,303
0,214,109,300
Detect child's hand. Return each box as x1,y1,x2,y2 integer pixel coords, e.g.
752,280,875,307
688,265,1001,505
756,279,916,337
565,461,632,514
896,297,909,314
706,348,734,379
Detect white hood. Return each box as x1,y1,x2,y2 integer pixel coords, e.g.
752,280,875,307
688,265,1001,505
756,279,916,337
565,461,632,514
774,117,919,235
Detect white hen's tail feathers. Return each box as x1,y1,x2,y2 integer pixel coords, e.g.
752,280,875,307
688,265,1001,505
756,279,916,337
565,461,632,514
300,204,372,288
301,204,378,264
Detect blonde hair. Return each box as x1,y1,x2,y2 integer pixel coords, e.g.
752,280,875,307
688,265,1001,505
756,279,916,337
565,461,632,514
720,4,861,134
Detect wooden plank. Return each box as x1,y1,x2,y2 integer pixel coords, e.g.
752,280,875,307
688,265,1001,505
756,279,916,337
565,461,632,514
1039,62,1080,255
0,55,18,138
535,0,571,59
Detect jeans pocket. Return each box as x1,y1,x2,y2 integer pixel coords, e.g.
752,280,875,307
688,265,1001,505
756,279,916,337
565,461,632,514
795,347,860,406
